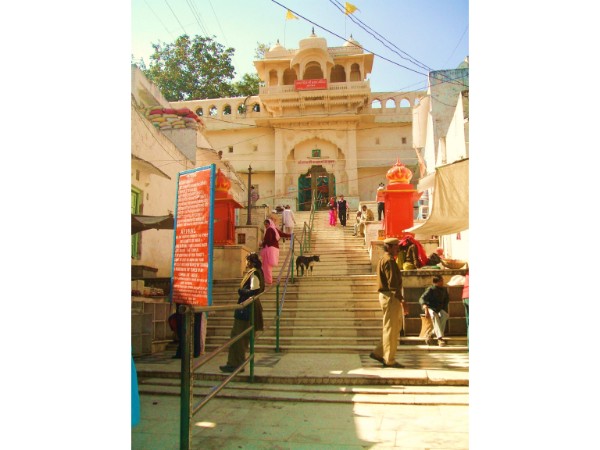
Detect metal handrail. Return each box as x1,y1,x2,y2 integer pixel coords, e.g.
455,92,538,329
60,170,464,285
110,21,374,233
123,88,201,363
177,233,297,449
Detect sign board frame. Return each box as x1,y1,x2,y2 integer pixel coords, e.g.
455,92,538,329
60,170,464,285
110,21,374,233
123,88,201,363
169,164,216,307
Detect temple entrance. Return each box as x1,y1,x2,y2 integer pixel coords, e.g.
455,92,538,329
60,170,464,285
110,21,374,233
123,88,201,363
298,165,336,211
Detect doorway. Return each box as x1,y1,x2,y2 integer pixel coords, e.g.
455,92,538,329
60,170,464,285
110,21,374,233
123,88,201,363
298,165,336,211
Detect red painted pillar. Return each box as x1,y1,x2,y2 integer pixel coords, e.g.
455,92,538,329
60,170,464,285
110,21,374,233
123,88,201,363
213,169,242,245
382,158,422,239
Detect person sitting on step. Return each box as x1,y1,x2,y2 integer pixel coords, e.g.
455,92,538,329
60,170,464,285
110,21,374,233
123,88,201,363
419,275,450,347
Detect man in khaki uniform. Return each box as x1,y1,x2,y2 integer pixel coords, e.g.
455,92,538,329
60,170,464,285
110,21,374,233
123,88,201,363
370,237,406,368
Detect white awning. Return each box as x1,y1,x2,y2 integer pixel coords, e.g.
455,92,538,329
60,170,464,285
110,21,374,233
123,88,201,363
406,158,469,236
417,172,436,191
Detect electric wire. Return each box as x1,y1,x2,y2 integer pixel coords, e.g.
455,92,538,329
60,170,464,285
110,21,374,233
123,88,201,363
329,0,432,73
164,0,187,35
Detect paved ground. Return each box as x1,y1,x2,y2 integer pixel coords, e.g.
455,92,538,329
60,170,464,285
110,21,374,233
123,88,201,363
132,349,469,449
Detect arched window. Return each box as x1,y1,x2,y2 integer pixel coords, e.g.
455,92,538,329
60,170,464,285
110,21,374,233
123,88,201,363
269,70,278,86
349,63,361,82
222,104,231,115
283,68,297,85
371,99,382,109
399,98,411,108
303,61,323,80
237,104,246,115
252,103,261,112
330,65,346,83
209,105,217,116
415,97,421,105
195,107,203,116
385,99,396,109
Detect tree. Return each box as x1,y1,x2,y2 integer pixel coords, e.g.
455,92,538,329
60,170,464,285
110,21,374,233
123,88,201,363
231,73,261,97
144,35,237,101
254,42,271,60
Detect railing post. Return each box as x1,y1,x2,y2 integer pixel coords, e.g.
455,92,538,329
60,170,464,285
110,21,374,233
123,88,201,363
275,284,280,353
179,306,193,450
250,300,255,382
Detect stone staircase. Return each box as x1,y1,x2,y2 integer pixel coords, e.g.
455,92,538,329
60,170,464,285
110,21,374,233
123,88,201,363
205,210,468,353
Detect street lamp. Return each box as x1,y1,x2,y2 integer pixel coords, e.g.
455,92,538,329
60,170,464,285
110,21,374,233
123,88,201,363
246,165,252,225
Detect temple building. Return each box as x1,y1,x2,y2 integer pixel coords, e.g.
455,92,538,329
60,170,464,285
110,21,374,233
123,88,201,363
172,31,425,211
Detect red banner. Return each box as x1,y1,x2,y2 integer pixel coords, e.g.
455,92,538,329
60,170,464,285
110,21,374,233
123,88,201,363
171,166,214,306
294,79,327,91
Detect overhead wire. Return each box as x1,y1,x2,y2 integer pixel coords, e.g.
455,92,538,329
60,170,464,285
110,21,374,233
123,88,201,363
186,0,211,38
143,0,176,40
328,0,432,73
164,0,187,35
269,0,428,78
207,0,230,47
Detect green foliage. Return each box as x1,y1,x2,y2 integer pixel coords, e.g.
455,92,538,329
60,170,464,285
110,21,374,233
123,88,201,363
139,35,267,101
144,35,237,101
231,73,261,97
254,42,271,60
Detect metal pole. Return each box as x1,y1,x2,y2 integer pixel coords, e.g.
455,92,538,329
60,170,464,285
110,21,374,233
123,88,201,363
246,165,252,225
275,284,280,353
179,306,193,450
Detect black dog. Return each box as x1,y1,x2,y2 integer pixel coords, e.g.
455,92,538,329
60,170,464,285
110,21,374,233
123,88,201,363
295,255,320,277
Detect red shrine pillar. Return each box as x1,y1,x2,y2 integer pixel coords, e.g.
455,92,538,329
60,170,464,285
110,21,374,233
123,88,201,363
383,158,422,239
213,169,243,245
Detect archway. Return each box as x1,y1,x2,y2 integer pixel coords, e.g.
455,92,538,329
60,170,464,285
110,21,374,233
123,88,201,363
298,165,336,211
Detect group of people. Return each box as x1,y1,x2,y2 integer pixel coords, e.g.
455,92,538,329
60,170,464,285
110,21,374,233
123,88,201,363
370,237,465,368
327,195,348,226
352,204,375,237
173,205,466,372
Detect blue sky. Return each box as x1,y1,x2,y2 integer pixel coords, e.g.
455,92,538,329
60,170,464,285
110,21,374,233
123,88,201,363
131,0,468,93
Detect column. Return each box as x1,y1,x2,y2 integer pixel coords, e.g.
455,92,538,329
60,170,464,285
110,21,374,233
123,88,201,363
346,125,359,196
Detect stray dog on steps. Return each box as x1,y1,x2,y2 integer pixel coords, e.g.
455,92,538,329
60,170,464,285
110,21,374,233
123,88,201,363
295,255,320,277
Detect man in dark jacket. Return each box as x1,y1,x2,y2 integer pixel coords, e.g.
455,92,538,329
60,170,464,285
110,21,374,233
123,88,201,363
419,275,450,346
337,195,348,226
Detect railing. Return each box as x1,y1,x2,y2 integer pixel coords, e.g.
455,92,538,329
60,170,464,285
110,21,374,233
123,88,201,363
177,235,297,449
177,193,320,449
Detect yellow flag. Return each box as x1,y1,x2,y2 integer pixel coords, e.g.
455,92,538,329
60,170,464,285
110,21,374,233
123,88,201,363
345,2,359,15
286,10,298,20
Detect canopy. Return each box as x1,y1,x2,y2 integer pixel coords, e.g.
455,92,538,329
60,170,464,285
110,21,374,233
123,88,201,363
131,214,174,234
406,158,468,236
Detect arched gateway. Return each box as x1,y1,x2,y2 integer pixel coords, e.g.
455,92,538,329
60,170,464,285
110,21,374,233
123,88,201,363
298,165,336,211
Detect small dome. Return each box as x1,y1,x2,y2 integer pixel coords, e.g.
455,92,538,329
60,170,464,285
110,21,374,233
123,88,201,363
343,34,361,48
266,39,288,58
269,39,284,52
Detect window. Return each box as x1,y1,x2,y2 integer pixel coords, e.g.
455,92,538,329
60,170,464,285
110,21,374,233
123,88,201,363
252,103,260,112
303,61,323,80
385,99,395,108
399,99,411,108
312,149,321,158
330,65,346,83
237,104,246,115
283,68,297,85
371,99,382,109
195,107,203,116
228,146,233,153
402,137,407,144
209,105,217,116
223,105,231,115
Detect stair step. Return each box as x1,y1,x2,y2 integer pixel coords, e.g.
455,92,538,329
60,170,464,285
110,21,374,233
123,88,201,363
137,379,469,405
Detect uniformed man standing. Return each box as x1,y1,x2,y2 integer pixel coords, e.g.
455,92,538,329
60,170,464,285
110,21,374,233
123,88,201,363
370,237,406,368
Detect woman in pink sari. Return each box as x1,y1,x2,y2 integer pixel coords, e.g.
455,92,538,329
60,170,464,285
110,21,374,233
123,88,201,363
259,219,291,285
328,196,337,226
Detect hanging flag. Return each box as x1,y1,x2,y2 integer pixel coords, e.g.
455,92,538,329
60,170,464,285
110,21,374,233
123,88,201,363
345,2,359,15
286,10,299,20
